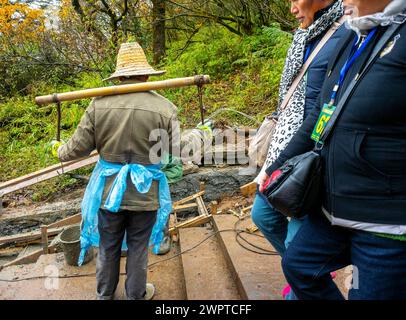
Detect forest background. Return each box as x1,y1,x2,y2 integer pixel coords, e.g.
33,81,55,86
0,0,296,205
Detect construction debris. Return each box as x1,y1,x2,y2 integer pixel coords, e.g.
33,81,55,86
246,225,259,234
240,181,257,196
169,191,212,236
169,215,212,237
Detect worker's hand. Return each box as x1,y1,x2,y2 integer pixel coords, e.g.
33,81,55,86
50,139,65,158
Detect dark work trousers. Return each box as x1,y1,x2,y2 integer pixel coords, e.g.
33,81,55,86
96,208,157,300
282,212,406,300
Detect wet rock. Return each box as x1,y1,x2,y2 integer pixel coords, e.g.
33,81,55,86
170,165,257,203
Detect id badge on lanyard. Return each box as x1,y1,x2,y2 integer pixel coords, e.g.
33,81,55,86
310,27,377,144
311,103,336,143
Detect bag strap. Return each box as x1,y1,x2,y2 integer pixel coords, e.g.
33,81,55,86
278,15,347,114
317,22,404,148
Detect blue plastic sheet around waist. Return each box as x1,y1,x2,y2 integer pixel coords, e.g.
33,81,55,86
78,159,172,266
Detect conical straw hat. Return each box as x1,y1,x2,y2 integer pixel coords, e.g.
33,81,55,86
103,42,166,81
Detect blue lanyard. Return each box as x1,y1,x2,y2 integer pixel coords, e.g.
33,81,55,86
329,27,378,105
304,43,313,63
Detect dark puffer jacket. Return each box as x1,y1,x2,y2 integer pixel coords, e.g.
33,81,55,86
266,22,406,226
303,24,347,118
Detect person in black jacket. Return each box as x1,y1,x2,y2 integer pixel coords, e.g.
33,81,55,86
251,0,346,300
260,0,406,300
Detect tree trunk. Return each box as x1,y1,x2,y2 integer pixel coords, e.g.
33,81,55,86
152,0,166,65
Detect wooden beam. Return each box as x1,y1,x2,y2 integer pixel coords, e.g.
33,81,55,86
172,191,205,207
196,196,209,216
41,226,48,254
169,214,212,236
46,213,81,229
0,247,23,258
0,244,57,270
240,181,257,196
172,203,198,212
0,227,65,246
0,152,99,196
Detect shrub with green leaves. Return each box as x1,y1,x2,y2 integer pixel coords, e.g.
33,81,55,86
0,24,292,202
160,24,292,125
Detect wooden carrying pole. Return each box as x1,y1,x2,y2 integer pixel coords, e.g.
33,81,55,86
35,75,210,105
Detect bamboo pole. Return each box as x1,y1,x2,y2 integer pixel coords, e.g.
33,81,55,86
35,75,210,106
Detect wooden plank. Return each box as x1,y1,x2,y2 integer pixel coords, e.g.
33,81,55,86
240,181,257,196
0,244,57,270
172,191,205,207
196,196,209,216
0,150,98,189
172,203,198,212
46,213,81,229
0,247,23,257
169,215,212,236
0,227,65,245
41,226,48,254
0,153,99,196
173,215,211,230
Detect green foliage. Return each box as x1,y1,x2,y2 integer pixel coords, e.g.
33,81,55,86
161,24,291,125
0,75,101,202
0,23,292,202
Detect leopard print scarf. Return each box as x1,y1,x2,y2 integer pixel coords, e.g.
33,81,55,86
257,1,344,180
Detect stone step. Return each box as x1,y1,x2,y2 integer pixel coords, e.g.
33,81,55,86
0,244,187,300
212,214,285,300
179,227,241,300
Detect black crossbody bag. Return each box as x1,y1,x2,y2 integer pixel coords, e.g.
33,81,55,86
261,24,402,219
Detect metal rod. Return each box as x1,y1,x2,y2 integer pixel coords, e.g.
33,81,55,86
198,84,205,126
56,102,61,141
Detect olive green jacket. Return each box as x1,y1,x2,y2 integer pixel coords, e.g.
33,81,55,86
58,81,178,211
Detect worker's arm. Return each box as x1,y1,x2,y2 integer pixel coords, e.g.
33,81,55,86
58,100,96,162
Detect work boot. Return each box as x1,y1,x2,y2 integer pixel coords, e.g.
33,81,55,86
156,235,171,255
144,283,155,300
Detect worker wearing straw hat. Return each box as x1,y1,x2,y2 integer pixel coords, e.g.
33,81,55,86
55,42,179,300
103,42,166,81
